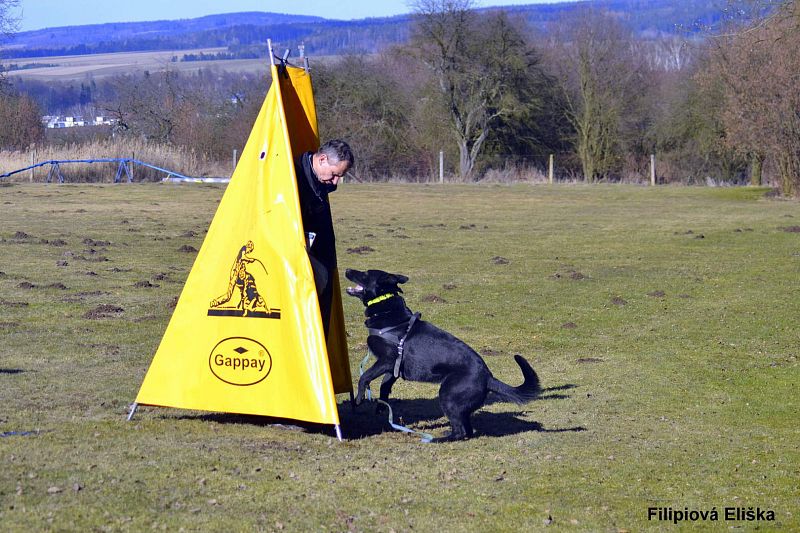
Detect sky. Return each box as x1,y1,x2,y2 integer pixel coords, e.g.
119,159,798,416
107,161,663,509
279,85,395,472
14,0,572,32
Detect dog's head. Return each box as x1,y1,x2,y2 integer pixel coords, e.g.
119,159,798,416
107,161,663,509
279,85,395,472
345,268,408,306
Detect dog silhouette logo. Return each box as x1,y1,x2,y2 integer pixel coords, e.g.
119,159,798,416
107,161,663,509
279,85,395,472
208,240,281,319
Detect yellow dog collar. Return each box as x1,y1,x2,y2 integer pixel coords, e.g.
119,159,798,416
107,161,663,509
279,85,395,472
367,293,395,307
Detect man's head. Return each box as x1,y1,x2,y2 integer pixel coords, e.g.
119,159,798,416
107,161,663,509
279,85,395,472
312,139,354,186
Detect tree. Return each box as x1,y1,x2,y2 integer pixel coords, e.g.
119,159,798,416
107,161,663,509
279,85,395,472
411,1,544,180
0,92,44,149
1,0,20,90
544,8,645,182
705,0,800,195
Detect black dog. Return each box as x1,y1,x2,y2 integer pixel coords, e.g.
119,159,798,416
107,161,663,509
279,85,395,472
345,268,541,442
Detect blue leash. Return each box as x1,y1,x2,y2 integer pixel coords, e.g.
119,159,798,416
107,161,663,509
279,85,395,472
359,351,433,443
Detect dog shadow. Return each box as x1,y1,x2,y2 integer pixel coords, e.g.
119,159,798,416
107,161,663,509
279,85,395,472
161,383,583,441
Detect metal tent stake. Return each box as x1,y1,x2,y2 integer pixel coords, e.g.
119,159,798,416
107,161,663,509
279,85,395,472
127,402,138,421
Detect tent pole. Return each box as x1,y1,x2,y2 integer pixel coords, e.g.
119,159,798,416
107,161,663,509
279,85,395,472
127,402,138,421
267,39,275,66
335,424,343,442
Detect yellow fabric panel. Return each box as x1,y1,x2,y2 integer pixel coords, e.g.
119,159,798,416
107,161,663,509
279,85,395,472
135,63,348,425
277,65,352,395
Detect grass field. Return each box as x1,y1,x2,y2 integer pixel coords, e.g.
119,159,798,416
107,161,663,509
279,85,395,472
0,183,798,531
1,48,268,81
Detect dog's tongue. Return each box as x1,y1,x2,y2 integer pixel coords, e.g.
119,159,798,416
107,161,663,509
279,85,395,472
346,285,363,296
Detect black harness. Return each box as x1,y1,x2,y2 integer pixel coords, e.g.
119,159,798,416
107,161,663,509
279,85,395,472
366,294,420,378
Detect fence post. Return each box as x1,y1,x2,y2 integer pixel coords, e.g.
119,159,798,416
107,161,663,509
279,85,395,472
650,154,656,186
548,154,554,184
233,149,238,175
131,152,135,182
30,151,35,182
439,150,444,183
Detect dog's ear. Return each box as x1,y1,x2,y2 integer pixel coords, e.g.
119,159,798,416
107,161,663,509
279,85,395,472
392,274,409,285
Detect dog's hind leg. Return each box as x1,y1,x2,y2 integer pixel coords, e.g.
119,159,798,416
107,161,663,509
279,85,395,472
433,372,487,442
374,373,398,413
379,373,397,402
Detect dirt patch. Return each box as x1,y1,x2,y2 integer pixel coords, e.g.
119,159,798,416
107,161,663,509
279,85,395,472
76,255,109,263
12,231,31,240
56,260,68,267
562,322,578,329
0,321,20,328
734,228,754,233
647,290,666,298
180,230,197,237
481,348,503,357
62,291,111,302
421,294,446,303
132,315,161,323
551,270,585,280
83,304,125,319
0,299,29,308
45,283,68,290
109,267,132,273
17,281,36,289
178,245,198,253
79,343,121,356
459,224,476,230
152,272,170,281
491,256,509,265
133,280,160,288
84,271,98,276
442,283,457,290
83,238,111,247
610,297,628,306
577,357,604,364
347,246,375,254
167,296,179,309
49,239,68,246
779,226,800,233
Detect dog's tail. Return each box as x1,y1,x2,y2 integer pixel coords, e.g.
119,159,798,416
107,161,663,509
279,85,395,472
488,355,541,404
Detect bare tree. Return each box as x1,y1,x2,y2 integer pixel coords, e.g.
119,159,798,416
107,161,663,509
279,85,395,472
0,0,20,89
705,0,800,195
544,8,645,182
411,0,540,180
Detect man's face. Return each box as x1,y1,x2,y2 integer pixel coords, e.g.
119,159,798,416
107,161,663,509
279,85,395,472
314,153,349,186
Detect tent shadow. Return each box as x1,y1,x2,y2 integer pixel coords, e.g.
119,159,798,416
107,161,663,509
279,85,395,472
161,382,582,441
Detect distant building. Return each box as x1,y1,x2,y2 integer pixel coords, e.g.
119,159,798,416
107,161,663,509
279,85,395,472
43,115,115,129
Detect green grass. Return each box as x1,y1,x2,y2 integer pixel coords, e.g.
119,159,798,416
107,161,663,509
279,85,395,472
1,183,798,531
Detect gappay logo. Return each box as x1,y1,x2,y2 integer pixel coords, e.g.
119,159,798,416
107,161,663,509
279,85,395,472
209,337,272,386
208,240,281,319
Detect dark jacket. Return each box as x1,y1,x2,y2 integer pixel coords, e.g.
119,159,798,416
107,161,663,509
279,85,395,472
295,151,337,270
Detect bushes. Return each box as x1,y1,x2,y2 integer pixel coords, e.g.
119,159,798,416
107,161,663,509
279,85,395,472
0,91,44,150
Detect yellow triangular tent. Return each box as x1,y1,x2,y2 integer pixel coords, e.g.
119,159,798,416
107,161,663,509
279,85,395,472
133,61,352,426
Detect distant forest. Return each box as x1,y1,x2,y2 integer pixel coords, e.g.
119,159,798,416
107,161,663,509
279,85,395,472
3,1,741,59
3,0,798,196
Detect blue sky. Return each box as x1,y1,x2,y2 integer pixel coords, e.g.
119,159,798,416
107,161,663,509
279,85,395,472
15,1,572,32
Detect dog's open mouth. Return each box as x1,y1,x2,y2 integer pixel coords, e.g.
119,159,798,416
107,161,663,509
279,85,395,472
346,285,364,297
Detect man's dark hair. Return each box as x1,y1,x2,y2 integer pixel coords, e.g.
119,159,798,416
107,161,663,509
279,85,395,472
318,139,354,170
